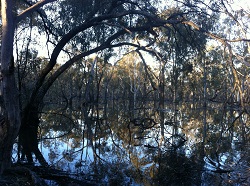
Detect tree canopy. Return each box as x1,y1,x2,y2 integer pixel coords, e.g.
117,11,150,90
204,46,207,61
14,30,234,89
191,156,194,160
0,0,249,185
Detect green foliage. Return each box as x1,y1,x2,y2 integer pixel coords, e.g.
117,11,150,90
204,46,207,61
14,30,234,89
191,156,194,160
7,0,250,184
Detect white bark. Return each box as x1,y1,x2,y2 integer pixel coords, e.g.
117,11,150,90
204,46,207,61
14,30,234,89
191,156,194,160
0,0,20,174
0,0,56,174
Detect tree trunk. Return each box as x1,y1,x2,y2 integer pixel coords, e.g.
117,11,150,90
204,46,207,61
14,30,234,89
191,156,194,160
0,0,21,174
19,107,48,166
159,61,165,138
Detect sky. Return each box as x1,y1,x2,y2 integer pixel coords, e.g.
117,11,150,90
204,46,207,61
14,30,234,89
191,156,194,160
35,0,250,62
232,0,249,10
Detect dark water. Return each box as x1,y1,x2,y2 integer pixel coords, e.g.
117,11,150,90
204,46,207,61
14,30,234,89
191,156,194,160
14,103,250,185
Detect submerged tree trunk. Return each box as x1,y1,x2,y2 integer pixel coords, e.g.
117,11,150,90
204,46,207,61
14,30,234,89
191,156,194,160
19,106,47,166
0,0,21,174
0,0,55,174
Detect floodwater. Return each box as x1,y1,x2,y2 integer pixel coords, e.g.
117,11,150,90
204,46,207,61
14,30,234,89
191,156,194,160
13,104,250,185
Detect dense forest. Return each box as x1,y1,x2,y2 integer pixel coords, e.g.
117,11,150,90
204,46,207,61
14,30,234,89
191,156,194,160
0,0,249,185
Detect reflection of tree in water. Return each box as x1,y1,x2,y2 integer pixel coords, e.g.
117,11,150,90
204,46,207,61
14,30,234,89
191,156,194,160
154,152,202,186
33,103,248,185
19,53,248,185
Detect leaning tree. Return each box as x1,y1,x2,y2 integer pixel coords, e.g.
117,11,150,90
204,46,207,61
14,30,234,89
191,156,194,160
1,0,249,174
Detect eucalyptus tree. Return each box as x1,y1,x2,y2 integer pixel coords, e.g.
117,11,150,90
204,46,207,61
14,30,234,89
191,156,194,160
0,0,173,173
216,2,250,145
1,0,249,175
0,0,57,174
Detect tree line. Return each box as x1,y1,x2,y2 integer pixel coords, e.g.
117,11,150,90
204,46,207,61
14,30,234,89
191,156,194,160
0,0,249,181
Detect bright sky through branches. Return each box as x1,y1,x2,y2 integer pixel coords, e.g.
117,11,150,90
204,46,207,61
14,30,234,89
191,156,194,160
35,0,250,62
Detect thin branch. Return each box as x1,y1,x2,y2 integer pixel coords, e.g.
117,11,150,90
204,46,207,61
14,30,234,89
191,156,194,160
17,0,57,22
136,50,158,90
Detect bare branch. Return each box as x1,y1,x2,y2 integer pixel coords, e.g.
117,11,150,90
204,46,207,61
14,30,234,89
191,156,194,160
17,0,57,22
182,20,227,45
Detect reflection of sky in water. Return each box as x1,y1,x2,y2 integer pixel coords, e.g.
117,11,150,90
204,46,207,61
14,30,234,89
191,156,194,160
40,140,94,172
39,136,130,173
11,123,249,185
